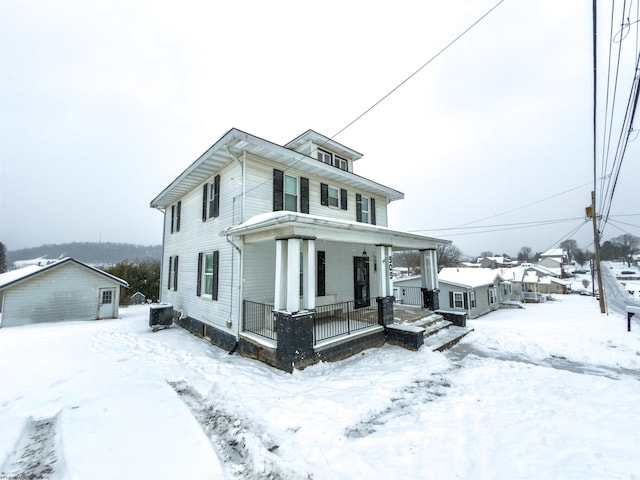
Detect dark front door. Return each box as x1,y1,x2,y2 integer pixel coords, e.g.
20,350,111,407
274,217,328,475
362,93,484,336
353,256,370,308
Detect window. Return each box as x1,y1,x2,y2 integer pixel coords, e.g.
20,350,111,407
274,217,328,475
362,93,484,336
321,184,348,210
453,292,464,309
356,194,376,224
171,201,181,233
273,169,309,213
284,175,298,211
202,175,220,221
197,251,219,300
101,290,113,304
334,155,348,171
168,256,178,291
318,149,332,165
317,251,326,296
488,287,497,305
470,291,476,308
316,149,348,171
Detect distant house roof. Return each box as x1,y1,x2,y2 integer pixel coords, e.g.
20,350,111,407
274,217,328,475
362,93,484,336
0,258,129,291
438,267,504,289
540,248,564,258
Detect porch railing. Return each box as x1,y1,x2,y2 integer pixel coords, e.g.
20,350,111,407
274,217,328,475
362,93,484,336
243,300,277,341
314,300,379,344
393,286,423,306
242,299,380,345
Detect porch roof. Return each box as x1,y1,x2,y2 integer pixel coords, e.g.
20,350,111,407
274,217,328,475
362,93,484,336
223,211,448,250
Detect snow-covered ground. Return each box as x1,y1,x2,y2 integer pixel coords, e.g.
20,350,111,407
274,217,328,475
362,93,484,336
1,276,639,479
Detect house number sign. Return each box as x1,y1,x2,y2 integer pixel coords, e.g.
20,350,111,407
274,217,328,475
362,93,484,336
388,256,393,279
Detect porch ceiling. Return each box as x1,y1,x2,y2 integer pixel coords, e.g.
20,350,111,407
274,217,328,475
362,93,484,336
223,211,448,250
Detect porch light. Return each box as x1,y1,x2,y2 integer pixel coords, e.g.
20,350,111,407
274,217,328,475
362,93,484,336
362,248,368,258
373,253,377,271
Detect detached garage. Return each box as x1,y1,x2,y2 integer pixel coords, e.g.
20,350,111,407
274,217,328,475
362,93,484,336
0,258,129,328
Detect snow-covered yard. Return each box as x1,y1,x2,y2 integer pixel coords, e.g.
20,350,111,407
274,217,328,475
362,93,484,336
1,292,639,479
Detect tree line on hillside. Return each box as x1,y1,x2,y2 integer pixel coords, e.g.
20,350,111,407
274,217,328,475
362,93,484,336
5,242,161,267
104,260,161,305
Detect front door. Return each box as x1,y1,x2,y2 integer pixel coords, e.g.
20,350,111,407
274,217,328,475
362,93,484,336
353,256,370,309
98,288,116,319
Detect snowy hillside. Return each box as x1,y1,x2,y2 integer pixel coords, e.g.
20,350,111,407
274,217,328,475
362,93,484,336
1,282,639,478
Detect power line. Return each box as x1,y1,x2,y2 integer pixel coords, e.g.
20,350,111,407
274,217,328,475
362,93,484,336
331,0,506,140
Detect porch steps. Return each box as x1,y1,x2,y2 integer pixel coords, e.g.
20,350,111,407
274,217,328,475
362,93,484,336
425,325,474,352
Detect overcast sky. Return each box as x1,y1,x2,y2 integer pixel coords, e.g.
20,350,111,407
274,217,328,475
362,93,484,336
1,0,638,257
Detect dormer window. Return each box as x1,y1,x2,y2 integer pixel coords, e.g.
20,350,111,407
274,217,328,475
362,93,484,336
317,148,348,172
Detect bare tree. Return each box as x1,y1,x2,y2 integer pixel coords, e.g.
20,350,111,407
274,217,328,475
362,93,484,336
438,243,462,270
517,246,531,263
611,234,640,267
560,239,578,262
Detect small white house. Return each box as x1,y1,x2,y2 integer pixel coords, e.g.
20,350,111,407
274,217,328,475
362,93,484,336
0,258,129,328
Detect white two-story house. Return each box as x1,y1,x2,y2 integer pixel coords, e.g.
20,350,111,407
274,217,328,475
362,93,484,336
150,128,447,371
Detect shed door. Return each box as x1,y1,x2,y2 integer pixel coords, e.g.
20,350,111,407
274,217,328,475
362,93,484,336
98,288,116,319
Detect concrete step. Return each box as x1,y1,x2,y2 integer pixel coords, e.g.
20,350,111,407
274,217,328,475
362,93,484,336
424,325,475,352
422,319,453,338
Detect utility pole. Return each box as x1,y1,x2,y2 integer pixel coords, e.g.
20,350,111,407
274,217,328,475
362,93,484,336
591,1,606,314
590,192,606,313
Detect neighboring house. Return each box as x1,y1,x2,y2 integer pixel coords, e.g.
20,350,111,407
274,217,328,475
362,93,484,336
131,292,147,304
521,273,540,302
0,258,128,328
436,268,510,319
525,264,560,278
538,276,571,295
476,256,513,268
150,128,447,371
536,257,563,277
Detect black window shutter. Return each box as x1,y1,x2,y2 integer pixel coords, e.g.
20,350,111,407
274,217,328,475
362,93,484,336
211,175,220,218
202,184,208,221
168,257,173,290
176,201,181,232
370,198,376,225
173,256,179,291
300,177,309,213
273,169,284,211
463,292,469,309
212,251,219,301
340,189,348,210
320,183,329,206
449,291,454,308
317,251,326,296
356,193,362,222
170,206,175,234
196,252,203,297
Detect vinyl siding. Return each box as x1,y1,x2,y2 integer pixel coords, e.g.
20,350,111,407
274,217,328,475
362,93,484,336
1,263,122,327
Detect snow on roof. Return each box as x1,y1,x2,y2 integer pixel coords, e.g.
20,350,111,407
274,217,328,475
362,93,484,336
0,265,43,289
0,257,128,290
438,268,504,288
541,248,564,257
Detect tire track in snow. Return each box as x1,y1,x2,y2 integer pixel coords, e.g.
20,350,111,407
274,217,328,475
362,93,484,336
1,411,63,480
168,380,311,480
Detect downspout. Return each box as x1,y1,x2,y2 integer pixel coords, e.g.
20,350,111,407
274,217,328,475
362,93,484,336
223,146,245,347
152,206,166,303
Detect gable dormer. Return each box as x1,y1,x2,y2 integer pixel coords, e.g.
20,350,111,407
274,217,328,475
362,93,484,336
284,130,363,174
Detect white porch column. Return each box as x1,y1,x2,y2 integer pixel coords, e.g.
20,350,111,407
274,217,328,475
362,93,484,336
287,238,301,313
274,239,287,310
384,245,394,297
421,248,439,290
302,239,316,310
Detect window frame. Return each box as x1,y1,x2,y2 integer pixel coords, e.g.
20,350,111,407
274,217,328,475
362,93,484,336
284,174,298,212
453,291,464,309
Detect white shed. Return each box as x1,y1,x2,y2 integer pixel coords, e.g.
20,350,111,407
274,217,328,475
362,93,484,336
0,258,129,328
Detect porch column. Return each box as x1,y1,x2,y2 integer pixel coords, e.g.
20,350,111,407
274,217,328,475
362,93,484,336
302,239,316,310
421,248,439,290
287,238,301,313
376,244,393,297
274,239,287,310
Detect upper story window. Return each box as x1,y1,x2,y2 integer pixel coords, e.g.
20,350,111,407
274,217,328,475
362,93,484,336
284,175,298,211
170,201,181,233
356,193,376,224
317,148,348,172
202,175,220,221
321,183,348,210
273,169,309,213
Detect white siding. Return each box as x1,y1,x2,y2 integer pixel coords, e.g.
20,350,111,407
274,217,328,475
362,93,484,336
160,160,243,334
1,263,122,327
